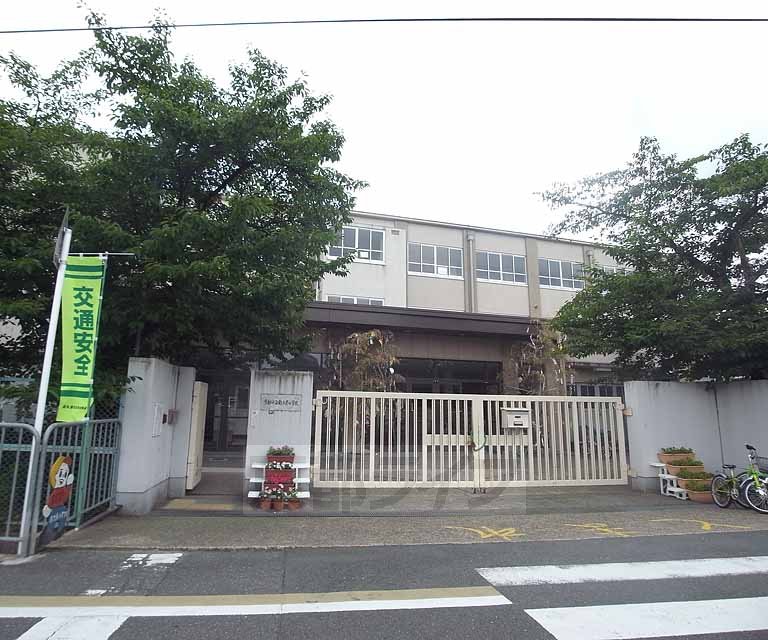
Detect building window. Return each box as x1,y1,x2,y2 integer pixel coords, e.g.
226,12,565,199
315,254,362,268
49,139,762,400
476,251,527,284
327,295,384,306
329,226,384,262
408,242,463,278
539,258,584,289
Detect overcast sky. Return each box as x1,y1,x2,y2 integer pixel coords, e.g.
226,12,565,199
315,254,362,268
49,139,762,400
3,0,767,236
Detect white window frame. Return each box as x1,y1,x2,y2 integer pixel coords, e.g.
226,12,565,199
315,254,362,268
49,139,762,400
538,258,585,290
328,226,385,264
326,295,384,306
476,250,528,286
407,242,464,279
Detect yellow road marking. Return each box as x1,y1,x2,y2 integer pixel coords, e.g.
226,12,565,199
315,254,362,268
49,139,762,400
650,518,752,531
0,586,501,608
445,526,525,541
565,523,637,537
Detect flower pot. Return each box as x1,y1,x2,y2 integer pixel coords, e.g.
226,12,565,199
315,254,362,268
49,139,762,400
267,455,295,464
286,499,301,511
258,498,272,511
677,477,712,490
272,500,285,512
687,489,713,504
667,463,705,476
265,470,295,484
658,452,695,464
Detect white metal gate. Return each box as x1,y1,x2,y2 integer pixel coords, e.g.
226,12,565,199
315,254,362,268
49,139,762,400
311,391,627,488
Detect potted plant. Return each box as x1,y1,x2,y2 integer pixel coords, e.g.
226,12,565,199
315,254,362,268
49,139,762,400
658,447,695,464
676,469,714,490
264,460,295,484
685,479,714,503
257,490,272,511
285,488,301,511
267,445,295,464
666,457,705,476
270,485,286,512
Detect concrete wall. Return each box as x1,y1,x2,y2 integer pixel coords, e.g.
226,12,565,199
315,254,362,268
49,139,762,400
116,357,197,514
407,275,465,311
625,380,768,490
245,371,314,479
320,215,407,307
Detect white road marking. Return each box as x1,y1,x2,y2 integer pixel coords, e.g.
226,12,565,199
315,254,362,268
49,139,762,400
0,595,510,623
18,615,127,639
144,553,182,566
81,590,106,597
526,596,768,640
478,555,768,586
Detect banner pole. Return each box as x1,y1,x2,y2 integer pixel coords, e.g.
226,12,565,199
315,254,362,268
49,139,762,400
19,227,71,555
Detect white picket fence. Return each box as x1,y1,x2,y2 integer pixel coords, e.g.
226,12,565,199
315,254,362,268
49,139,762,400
312,391,628,488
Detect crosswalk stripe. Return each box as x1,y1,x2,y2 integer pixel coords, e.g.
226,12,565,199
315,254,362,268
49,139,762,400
477,555,768,586
18,615,127,640
526,596,768,640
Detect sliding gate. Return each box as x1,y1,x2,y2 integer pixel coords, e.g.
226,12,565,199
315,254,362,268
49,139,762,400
312,391,627,488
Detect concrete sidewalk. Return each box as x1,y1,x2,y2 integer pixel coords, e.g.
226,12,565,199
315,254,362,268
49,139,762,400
49,487,768,550
156,485,678,517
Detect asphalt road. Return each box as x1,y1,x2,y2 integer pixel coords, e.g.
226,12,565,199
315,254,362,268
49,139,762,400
2,531,768,639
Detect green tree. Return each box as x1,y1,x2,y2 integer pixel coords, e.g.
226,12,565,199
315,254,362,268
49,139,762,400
1,13,362,404
542,135,768,381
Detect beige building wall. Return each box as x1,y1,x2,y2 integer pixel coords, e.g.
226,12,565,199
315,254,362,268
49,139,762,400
476,282,530,316
320,215,407,307
406,276,465,312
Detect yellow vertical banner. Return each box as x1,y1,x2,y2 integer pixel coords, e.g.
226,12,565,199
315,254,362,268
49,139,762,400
56,256,106,422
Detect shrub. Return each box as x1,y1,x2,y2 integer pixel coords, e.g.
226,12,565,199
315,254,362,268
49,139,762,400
668,458,703,466
676,469,713,479
661,446,694,454
685,480,711,492
267,445,295,456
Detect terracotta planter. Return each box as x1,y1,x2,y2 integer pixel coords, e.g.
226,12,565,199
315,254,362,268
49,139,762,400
272,500,285,512
667,463,705,476
258,499,272,511
286,499,301,511
265,470,295,484
658,452,695,464
267,455,295,464
687,489,713,504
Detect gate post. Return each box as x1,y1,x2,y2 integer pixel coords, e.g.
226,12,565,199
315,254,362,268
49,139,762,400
471,399,485,492
73,419,94,528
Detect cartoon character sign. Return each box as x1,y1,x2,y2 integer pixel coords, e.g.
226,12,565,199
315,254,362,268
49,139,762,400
39,455,74,545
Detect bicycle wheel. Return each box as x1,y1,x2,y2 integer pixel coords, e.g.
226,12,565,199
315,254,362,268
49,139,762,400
710,474,732,508
734,472,752,508
741,476,768,514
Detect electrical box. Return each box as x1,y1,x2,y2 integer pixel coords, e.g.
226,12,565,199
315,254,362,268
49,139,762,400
501,407,530,430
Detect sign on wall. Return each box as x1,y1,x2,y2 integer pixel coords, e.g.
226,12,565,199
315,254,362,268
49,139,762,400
56,256,106,422
261,393,302,415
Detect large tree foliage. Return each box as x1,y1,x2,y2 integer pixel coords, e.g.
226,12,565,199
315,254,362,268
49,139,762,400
1,14,362,401
543,136,768,381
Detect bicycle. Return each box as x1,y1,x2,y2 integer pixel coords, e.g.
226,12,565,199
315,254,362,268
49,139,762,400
739,443,768,514
710,459,751,509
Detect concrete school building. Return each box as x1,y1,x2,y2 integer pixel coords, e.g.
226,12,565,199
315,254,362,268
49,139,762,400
304,210,624,397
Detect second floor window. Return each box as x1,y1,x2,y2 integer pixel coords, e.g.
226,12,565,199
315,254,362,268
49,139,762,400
539,258,584,289
408,242,463,278
601,265,628,275
329,226,384,262
327,295,384,306
476,251,527,284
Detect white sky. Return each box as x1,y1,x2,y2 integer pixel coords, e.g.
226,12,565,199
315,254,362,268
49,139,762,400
2,0,767,236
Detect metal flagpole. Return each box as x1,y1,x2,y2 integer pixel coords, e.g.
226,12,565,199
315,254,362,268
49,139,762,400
18,223,72,555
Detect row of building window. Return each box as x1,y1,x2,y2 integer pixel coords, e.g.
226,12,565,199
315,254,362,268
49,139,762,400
329,226,623,291
326,295,384,306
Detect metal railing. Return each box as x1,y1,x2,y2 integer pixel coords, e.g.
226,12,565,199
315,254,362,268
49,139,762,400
31,419,121,544
0,422,39,555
